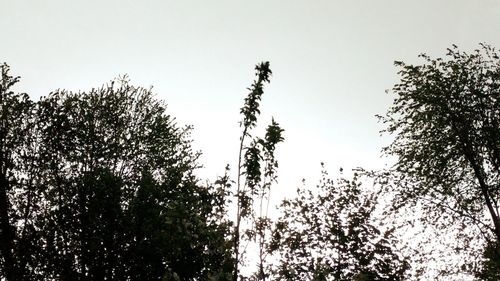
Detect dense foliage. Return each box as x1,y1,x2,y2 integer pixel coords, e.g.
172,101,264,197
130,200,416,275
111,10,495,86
0,66,232,280
3,44,500,280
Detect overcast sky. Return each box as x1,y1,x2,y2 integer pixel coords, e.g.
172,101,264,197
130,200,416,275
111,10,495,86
2,0,500,201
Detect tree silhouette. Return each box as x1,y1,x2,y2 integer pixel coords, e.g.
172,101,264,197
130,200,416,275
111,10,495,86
269,166,408,281
0,63,37,280
379,44,500,279
231,62,284,280
0,67,233,280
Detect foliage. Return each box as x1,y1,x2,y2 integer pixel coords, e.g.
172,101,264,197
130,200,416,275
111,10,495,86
478,240,500,280
0,62,37,280
269,167,409,280
0,65,233,280
378,44,500,279
372,169,484,280
232,62,284,280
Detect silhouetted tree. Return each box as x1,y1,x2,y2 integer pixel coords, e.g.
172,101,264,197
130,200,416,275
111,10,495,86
379,44,500,279
231,62,284,280
269,166,408,281
0,63,39,280
0,66,233,280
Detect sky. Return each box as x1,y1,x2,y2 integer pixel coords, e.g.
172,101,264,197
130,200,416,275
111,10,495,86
2,0,500,203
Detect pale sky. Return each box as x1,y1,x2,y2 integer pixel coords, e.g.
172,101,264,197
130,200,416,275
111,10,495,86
2,0,500,202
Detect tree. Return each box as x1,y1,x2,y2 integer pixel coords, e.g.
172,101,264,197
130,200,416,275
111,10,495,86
269,166,408,280
231,62,284,280
379,44,500,278
0,66,233,280
0,63,39,280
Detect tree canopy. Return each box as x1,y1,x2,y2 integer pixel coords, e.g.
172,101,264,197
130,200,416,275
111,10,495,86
269,167,408,281
0,66,232,280
379,44,500,279
4,44,500,280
